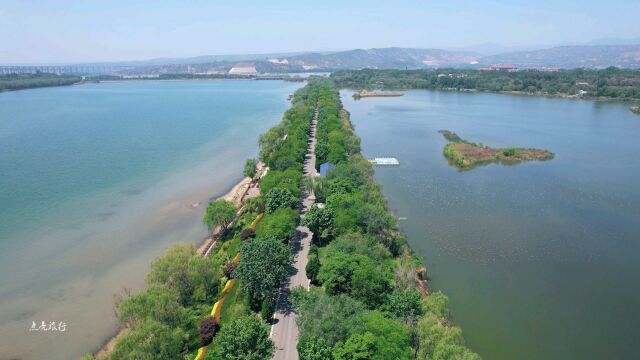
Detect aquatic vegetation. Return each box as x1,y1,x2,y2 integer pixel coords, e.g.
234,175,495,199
439,130,554,170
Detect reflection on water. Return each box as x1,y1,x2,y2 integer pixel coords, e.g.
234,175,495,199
0,80,301,359
343,90,640,360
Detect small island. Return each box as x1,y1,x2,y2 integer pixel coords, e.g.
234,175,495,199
631,106,640,115
353,89,404,99
439,130,554,170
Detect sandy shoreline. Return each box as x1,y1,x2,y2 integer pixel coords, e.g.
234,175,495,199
94,169,261,358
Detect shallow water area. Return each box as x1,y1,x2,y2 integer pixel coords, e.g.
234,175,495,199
0,80,301,359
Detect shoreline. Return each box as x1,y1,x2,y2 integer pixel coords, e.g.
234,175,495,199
93,172,258,358
348,86,640,103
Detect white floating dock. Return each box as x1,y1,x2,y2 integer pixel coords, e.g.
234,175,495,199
369,157,400,166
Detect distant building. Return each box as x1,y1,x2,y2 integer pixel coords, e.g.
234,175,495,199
229,64,258,75
479,65,518,71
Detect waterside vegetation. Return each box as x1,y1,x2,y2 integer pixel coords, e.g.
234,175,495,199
88,80,479,360
290,80,479,359
439,130,554,171
0,73,82,92
332,67,640,100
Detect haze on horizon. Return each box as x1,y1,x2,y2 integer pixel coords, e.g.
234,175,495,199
1,0,639,64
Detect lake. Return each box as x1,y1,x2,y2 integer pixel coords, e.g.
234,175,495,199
342,90,640,360
0,80,301,359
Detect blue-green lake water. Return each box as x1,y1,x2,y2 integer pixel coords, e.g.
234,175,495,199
342,90,640,360
0,80,301,359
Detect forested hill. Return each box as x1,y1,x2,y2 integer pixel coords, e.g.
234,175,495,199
0,73,82,92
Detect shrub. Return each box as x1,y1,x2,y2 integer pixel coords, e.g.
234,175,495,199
239,228,256,240
244,158,257,178
261,297,274,321
111,319,186,360
265,187,298,213
198,316,219,346
502,147,521,157
306,254,321,285
255,208,298,240
224,261,237,278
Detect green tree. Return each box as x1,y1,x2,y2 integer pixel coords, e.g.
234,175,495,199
117,285,185,327
306,253,321,284
292,287,365,346
387,288,423,323
260,169,303,198
333,332,376,360
146,244,224,306
111,319,186,360
255,207,298,240
416,292,481,360
422,291,450,318
302,204,334,242
416,314,480,360
317,253,389,308
235,236,293,303
298,336,334,360
244,158,257,178
203,199,236,234
265,187,298,213
213,315,274,360
360,311,412,360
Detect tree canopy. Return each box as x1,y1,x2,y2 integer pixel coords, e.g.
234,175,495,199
203,199,236,233
212,315,274,360
234,236,293,303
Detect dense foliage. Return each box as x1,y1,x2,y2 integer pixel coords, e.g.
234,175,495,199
210,315,274,360
111,244,225,358
332,67,640,99
105,79,479,360
203,200,236,234
0,72,81,91
234,236,293,306
291,80,479,359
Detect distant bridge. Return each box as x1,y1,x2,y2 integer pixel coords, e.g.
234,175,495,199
0,65,133,75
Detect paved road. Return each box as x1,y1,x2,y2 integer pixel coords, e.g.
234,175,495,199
270,107,319,360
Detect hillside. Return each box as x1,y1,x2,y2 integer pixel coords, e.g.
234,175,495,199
479,45,640,69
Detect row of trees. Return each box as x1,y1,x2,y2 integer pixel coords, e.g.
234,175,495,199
331,67,640,99
293,79,480,360
0,72,82,91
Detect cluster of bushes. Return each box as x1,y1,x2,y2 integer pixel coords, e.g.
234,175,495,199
0,72,81,91
110,244,226,359
293,80,480,359
314,86,360,168
332,67,640,99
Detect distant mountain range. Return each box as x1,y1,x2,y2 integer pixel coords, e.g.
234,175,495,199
7,43,640,74
478,45,640,68
146,44,640,71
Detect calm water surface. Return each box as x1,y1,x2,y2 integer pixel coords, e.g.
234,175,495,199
0,80,301,359
342,90,640,360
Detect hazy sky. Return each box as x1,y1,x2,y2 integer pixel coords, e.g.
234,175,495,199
1,0,639,64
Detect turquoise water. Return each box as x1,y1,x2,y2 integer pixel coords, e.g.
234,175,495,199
0,80,301,359
342,90,640,360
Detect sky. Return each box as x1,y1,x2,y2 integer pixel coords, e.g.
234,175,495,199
1,0,639,64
